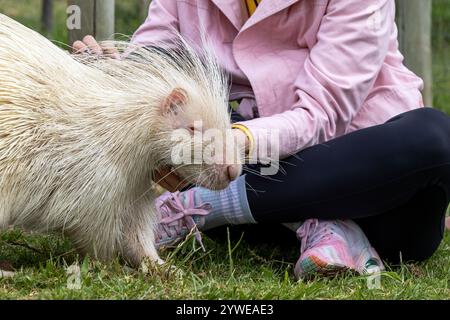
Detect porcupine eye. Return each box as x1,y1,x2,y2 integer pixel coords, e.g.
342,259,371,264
187,125,195,135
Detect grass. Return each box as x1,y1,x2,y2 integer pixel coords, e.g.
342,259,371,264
1,228,449,299
0,0,449,300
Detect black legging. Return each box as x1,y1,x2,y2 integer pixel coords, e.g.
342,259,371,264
241,108,450,264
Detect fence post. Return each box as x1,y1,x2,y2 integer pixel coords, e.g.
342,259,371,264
396,0,433,106
41,0,54,36
67,0,115,45
95,0,115,41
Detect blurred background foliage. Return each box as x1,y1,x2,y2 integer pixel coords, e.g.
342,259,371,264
0,0,448,113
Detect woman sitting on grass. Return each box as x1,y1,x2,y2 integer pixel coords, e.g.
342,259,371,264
74,0,450,278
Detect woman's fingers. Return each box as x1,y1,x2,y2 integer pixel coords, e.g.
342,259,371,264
72,35,103,55
72,40,88,54
72,37,120,59
82,35,103,54
446,217,450,231
101,40,121,59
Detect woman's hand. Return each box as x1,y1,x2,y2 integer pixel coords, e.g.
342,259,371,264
72,35,103,54
72,35,119,58
446,217,450,232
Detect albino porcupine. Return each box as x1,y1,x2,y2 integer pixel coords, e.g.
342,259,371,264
0,14,242,272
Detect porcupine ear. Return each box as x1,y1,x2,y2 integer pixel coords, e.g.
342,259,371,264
161,88,188,115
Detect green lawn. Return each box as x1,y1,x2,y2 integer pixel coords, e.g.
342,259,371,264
1,228,449,299
0,0,449,300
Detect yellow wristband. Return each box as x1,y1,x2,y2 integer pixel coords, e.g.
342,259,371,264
231,123,255,159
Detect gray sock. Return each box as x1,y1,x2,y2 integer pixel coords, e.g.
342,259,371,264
189,174,256,231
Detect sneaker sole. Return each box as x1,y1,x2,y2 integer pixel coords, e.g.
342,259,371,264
297,255,352,279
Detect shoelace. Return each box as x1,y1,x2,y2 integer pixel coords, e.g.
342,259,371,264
297,219,334,255
159,191,211,251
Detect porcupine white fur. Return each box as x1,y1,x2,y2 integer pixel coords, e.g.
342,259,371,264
0,14,237,271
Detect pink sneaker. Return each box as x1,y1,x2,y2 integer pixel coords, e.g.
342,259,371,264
295,219,384,279
154,190,212,250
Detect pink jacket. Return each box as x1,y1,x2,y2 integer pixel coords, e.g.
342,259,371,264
132,0,424,158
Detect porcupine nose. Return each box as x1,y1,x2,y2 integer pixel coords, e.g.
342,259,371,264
227,165,239,182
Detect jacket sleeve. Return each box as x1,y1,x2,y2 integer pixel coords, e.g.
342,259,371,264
239,0,394,159
131,0,179,45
